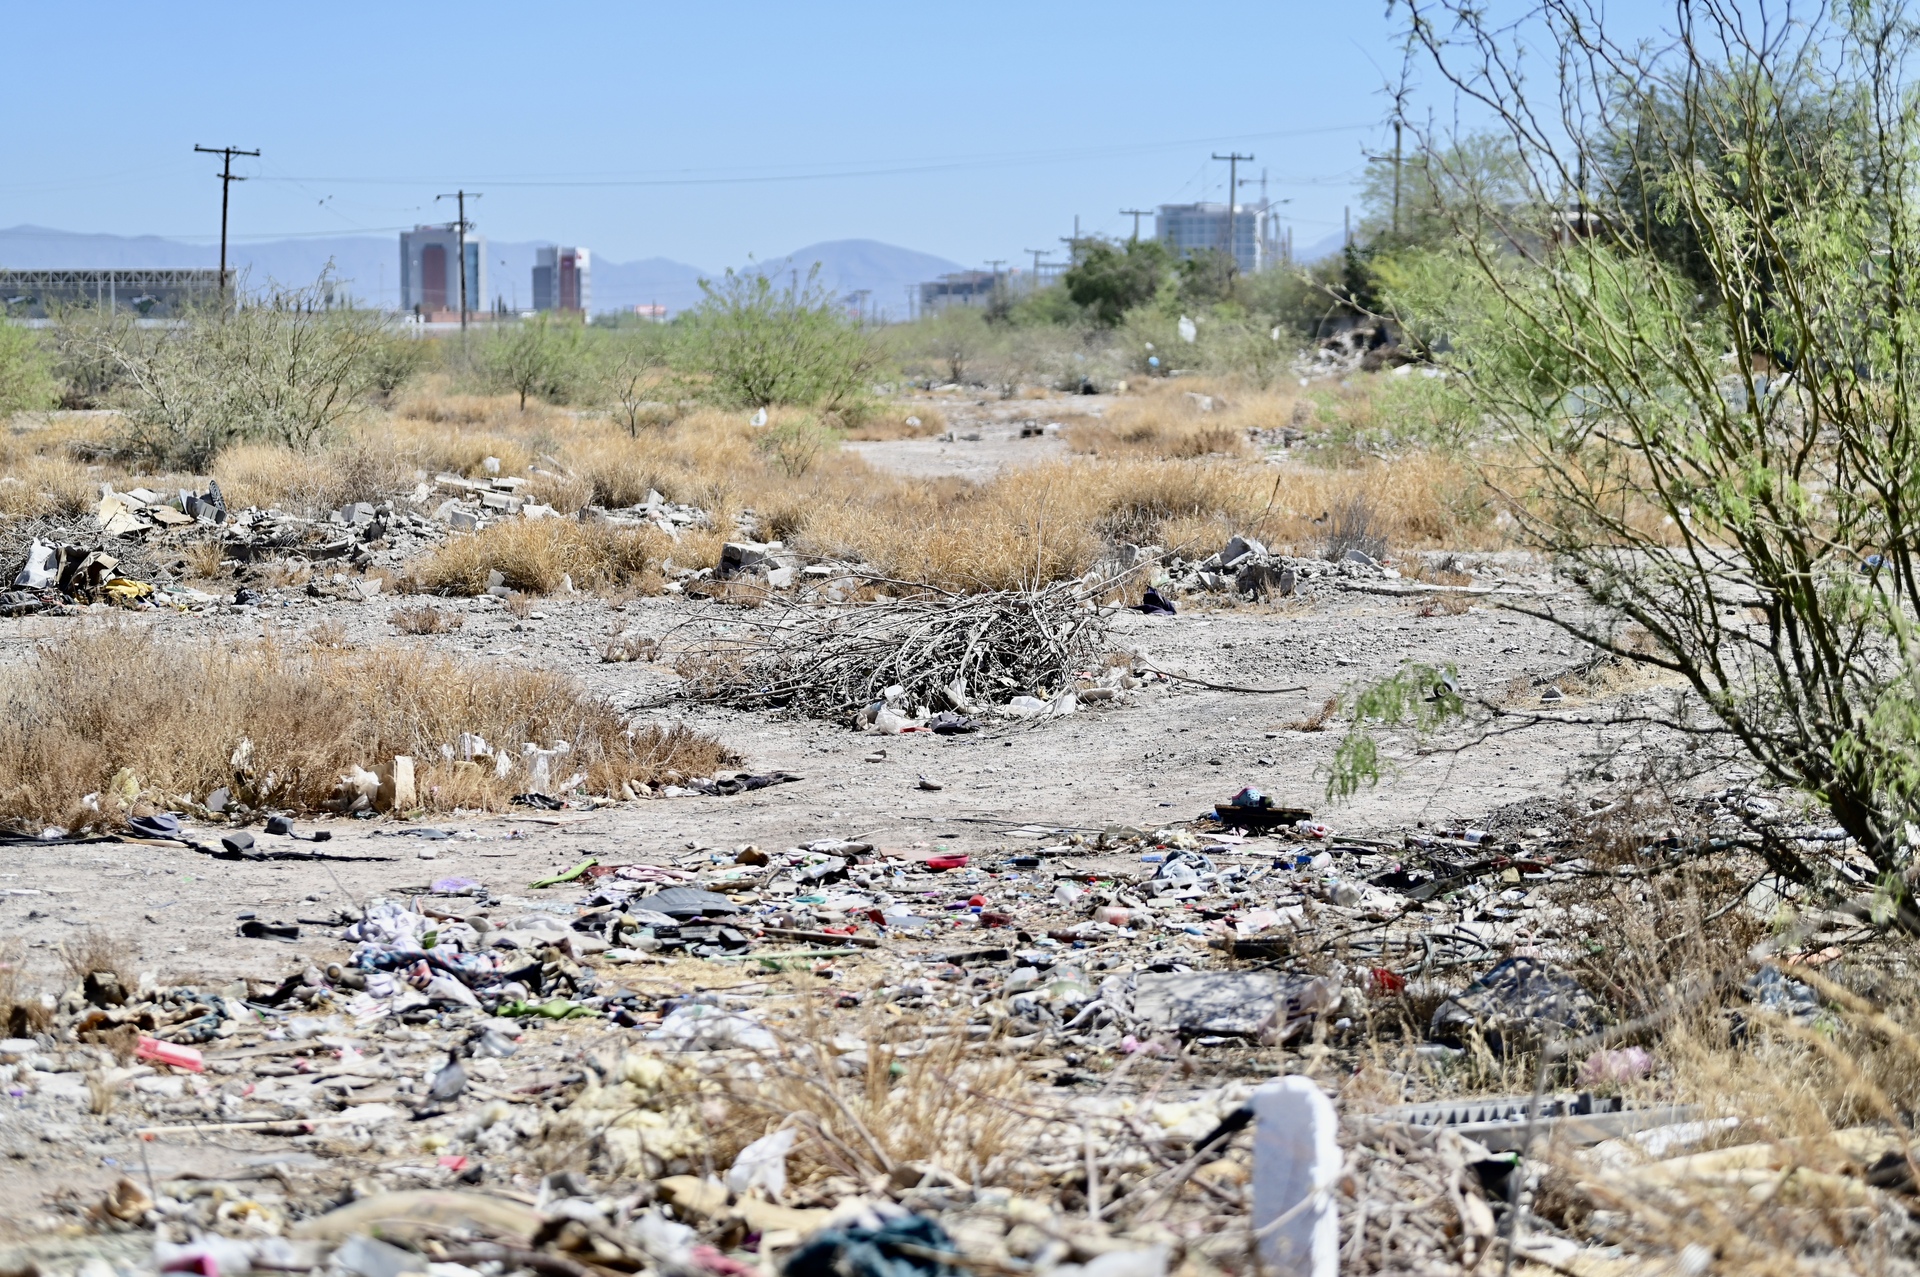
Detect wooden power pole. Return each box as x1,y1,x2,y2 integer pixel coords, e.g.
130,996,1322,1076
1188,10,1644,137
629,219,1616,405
193,144,259,304
1211,152,1253,276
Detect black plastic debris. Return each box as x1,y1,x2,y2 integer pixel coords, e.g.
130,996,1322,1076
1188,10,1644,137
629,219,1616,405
634,885,743,919
1429,957,1602,1054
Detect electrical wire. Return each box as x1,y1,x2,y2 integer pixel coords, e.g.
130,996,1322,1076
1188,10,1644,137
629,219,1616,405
255,122,1378,190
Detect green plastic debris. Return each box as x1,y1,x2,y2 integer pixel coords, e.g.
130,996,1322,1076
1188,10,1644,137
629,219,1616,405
529,858,599,889
499,998,603,1020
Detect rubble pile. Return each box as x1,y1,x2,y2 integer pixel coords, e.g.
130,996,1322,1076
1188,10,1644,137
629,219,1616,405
1123,535,1407,603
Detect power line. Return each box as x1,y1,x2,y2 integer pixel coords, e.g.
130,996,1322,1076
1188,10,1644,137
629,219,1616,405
193,144,259,301
254,123,1376,190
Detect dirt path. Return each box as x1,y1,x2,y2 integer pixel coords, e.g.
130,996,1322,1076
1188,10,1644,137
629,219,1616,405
844,392,1106,478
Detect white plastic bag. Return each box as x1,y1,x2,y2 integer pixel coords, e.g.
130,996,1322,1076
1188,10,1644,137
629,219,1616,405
724,1126,797,1197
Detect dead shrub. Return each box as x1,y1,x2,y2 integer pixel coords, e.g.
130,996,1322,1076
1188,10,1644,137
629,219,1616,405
1286,696,1340,732
390,604,464,635
305,619,352,649
0,939,52,1039
405,519,667,596
0,627,737,827
181,539,227,581
61,928,134,1000
1320,494,1388,562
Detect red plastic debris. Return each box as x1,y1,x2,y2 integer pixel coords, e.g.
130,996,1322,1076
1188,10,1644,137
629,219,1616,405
1368,967,1407,996
925,854,968,871
136,1037,204,1072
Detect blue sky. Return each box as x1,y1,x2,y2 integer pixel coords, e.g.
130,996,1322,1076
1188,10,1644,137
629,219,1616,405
3,1,1676,271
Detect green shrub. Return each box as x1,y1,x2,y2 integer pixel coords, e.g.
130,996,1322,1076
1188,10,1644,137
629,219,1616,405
681,267,878,410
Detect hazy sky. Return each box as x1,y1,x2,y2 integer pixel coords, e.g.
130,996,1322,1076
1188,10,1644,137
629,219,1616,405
4,1,1676,270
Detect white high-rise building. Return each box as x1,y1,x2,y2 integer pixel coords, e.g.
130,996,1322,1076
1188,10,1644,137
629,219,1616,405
1155,203,1276,274
399,225,487,315
532,246,591,313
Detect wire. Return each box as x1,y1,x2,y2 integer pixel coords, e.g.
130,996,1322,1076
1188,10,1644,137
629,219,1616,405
254,123,1378,190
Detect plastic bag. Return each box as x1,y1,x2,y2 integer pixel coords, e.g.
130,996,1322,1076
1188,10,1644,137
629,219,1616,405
724,1126,796,1196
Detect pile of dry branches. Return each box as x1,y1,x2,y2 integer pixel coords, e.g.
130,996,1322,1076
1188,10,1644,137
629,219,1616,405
676,582,1109,721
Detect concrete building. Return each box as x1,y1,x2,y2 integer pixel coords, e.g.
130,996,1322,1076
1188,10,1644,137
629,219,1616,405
1156,202,1276,275
917,269,1001,315
532,246,591,313
0,268,222,318
399,225,487,316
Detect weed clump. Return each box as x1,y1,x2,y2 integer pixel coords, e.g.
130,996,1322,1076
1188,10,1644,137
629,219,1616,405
0,627,735,829
405,519,667,596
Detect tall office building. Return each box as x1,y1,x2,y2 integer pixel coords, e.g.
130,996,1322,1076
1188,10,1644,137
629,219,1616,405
1155,203,1275,275
532,246,591,313
400,225,487,315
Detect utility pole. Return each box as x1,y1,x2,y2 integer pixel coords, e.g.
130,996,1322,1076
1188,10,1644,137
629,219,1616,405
1059,218,1088,266
193,145,259,306
985,259,1006,302
1024,248,1050,283
1120,209,1150,242
1211,152,1253,277
434,190,481,330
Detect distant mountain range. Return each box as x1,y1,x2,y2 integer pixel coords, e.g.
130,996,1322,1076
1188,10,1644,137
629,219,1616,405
0,225,964,320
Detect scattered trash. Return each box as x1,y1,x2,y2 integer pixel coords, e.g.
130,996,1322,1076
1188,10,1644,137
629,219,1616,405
1430,957,1603,1053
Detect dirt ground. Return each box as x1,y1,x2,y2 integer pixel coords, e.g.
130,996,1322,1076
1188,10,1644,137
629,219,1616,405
0,544,1623,993
0,428,1702,1270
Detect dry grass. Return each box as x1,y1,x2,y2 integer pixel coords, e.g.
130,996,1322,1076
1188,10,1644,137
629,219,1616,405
212,438,414,515
837,403,948,441
0,626,736,829
390,604,464,635
526,468,595,514
4,377,1504,598
180,539,226,581
1068,391,1252,459
0,454,98,519
727,1011,1041,1192
405,518,669,596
